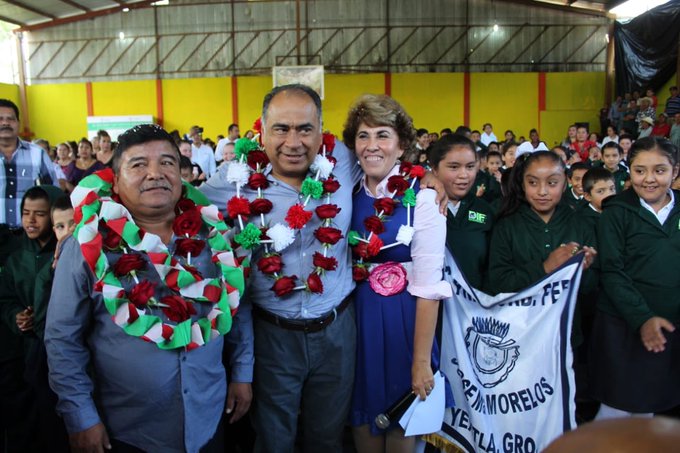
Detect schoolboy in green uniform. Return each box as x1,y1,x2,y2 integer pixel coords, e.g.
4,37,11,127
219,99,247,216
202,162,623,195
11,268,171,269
0,185,69,451
564,162,589,210
601,142,630,193
431,134,495,289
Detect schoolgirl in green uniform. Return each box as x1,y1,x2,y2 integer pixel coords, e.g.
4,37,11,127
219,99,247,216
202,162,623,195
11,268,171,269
430,134,494,289
487,151,597,296
591,136,680,419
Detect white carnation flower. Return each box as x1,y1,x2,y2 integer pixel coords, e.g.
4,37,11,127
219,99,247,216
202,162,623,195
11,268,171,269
396,225,415,246
310,154,335,179
267,223,296,252
226,162,251,187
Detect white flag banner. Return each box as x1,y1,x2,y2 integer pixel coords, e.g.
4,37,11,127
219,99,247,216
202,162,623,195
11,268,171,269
430,252,584,453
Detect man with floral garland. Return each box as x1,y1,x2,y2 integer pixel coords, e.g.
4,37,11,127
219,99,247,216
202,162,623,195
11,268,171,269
45,124,249,453
201,84,445,452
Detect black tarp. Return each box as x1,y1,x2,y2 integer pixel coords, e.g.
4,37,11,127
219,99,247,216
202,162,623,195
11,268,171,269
614,0,680,95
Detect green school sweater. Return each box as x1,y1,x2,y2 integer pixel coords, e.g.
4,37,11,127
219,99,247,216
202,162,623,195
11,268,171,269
609,165,630,194
488,203,594,295
446,191,494,289
0,234,57,350
563,188,587,211
597,189,680,330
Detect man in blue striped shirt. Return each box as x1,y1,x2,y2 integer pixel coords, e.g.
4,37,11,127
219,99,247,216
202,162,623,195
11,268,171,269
0,99,58,229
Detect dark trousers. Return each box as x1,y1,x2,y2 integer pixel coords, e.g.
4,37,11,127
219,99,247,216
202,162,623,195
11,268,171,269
0,358,34,453
109,418,224,453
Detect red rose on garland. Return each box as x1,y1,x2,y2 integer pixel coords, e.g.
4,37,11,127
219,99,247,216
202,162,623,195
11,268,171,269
307,272,323,293
315,227,343,245
352,265,369,282
313,252,338,271
227,196,251,219
175,238,206,258
367,235,384,257
271,275,297,297
399,161,413,175
353,242,369,260
161,295,197,323
247,150,269,170
128,280,157,307
322,133,336,153
326,155,337,166
103,227,123,250
387,175,409,196
203,284,222,303
175,198,196,214
113,253,146,277
410,165,426,179
373,197,396,216
364,215,385,235
173,208,203,237
322,177,340,194
315,204,341,219
128,303,140,323
257,255,283,274
248,173,269,190
250,198,273,215
286,204,313,229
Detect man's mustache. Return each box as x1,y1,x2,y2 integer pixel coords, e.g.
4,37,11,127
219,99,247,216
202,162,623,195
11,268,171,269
140,182,172,192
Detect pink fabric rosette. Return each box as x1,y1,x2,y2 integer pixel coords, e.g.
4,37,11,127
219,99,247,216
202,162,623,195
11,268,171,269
368,262,408,296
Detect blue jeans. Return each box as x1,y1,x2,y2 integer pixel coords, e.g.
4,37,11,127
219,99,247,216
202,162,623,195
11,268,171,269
252,304,356,453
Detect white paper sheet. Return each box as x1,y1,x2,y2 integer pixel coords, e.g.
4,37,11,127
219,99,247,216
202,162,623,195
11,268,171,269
398,371,445,436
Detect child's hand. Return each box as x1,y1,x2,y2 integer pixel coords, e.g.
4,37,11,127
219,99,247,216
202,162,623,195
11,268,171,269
493,170,502,182
581,246,597,269
476,184,486,197
543,242,580,273
640,317,675,353
15,307,34,332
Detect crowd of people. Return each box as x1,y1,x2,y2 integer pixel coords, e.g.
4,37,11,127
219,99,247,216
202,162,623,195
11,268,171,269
0,81,679,453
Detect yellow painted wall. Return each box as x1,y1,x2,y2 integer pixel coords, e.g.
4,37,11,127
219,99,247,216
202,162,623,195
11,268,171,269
237,75,272,134
0,83,19,106
392,73,464,133
163,77,231,139
542,72,606,146
470,73,538,142
22,72,607,147
92,80,157,119
323,74,384,135
26,83,87,144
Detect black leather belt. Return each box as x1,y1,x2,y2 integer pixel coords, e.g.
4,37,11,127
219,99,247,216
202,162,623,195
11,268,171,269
253,295,352,333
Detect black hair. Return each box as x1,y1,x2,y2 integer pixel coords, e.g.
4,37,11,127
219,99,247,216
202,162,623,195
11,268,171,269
0,99,19,120
471,130,481,136
416,128,429,137
483,123,492,129
97,130,110,139
113,124,180,172
179,155,193,170
51,195,73,214
228,123,238,132
487,150,502,161
602,141,623,156
501,141,517,156
582,167,615,194
629,136,679,167
619,133,635,143
21,186,51,213
478,147,488,159
487,141,500,150
455,126,471,136
428,134,478,170
568,162,590,178
606,124,618,134
496,151,566,220
504,129,515,138
440,128,453,135
262,84,321,127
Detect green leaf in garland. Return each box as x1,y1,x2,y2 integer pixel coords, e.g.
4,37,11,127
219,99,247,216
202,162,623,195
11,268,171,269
234,223,262,249
402,188,416,207
300,177,324,199
347,230,360,246
234,137,260,161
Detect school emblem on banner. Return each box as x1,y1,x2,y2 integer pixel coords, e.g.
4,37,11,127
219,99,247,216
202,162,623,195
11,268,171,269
425,253,584,453
465,317,520,388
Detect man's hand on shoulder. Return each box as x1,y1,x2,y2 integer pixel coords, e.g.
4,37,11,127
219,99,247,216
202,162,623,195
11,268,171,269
226,382,252,424
69,422,111,453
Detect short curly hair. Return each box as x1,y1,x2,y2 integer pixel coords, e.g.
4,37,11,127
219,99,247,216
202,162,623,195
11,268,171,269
342,94,415,152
